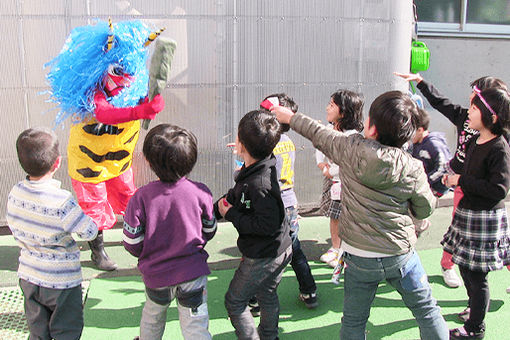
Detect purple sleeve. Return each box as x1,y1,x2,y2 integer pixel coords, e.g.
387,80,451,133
122,193,145,258
201,185,217,241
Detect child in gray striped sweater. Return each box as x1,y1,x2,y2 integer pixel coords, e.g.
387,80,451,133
6,127,97,340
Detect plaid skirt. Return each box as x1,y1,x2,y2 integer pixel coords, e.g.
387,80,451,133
441,207,510,272
319,177,342,219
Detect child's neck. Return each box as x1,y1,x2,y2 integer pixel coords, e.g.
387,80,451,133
28,171,55,182
477,128,497,144
242,154,259,168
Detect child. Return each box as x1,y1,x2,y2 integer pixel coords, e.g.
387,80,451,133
215,110,292,340
413,108,452,196
395,72,508,288
441,87,510,340
412,108,452,236
316,90,364,268
123,124,217,340
261,93,318,309
6,127,98,339
272,91,449,339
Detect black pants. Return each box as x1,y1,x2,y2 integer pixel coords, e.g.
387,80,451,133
19,279,83,340
458,266,489,333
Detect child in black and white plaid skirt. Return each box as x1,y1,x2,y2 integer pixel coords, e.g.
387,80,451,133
315,90,364,269
441,87,510,340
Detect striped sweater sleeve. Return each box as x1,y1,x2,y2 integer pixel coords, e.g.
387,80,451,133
123,195,145,257
60,197,98,241
202,190,217,241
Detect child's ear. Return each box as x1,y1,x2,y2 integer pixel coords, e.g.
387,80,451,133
366,123,378,140
492,115,498,124
52,156,62,172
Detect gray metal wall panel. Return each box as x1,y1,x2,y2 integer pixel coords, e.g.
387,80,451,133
1,0,413,224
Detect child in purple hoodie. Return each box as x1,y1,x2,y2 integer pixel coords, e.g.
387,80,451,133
123,124,217,340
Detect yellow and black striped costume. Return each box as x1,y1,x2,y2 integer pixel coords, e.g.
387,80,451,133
68,119,140,183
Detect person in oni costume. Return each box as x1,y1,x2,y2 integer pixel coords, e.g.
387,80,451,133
45,19,165,270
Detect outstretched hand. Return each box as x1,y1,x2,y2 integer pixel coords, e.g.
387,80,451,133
394,72,423,83
270,105,294,124
218,197,232,217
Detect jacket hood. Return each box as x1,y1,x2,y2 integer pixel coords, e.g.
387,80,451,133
355,139,418,190
427,131,448,145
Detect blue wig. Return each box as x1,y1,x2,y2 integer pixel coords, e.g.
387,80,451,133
45,20,152,125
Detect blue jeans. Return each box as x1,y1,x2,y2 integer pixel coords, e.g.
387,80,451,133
225,246,292,340
287,206,316,294
340,251,448,340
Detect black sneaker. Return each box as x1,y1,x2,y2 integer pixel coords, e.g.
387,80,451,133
298,292,318,309
248,297,260,317
450,327,484,339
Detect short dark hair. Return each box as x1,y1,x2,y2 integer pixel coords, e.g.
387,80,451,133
143,124,198,183
330,89,364,132
260,93,298,132
470,76,508,92
238,110,281,160
471,87,510,136
16,127,60,177
368,91,418,148
416,108,430,130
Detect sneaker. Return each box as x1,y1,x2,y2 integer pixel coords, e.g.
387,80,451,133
320,247,338,263
442,267,462,288
450,327,485,339
458,307,470,322
507,286,510,294
327,258,339,268
248,297,260,317
298,292,318,309
331,257,345,285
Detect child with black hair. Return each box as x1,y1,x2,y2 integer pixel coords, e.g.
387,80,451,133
316,90,364,270
272,91,448,339
412,108,452,236
7,127,98,339
442,88,510,340
215,110,292,340
413,108,452,197
123,124,217,340
261,93,317,309
395,72,508,288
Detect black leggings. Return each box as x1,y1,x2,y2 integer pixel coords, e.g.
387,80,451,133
459,265,489,333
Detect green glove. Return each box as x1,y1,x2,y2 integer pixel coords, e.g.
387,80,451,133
142,37,177,129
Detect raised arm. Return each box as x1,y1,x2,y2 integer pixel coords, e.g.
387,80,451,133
394,72,467,125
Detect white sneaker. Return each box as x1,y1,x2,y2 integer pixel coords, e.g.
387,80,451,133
442,267,462,288
327,258,339,268
506,286,510,294
320,247,338,263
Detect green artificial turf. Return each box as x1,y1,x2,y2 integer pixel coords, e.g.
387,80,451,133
82,248,510,340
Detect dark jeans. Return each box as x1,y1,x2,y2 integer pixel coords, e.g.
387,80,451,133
19,279,83,340
225,246,292,340
287,206,316,294
459,265,489,333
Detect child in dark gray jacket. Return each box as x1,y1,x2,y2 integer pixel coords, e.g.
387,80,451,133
215,109,292,340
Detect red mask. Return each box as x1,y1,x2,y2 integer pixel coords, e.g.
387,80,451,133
104,64,134,96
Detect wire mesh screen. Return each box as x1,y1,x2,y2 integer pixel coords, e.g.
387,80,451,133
0,0,413,224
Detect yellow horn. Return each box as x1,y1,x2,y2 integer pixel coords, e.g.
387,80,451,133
144,27,166,47
106,17,114,52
